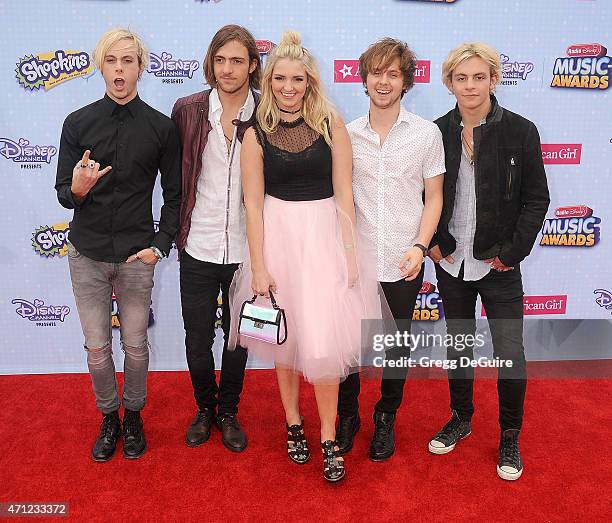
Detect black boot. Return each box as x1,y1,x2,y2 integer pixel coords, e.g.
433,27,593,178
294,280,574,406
185,408,216,447
369,411,395,461
216,414,247,452
336,414,360,455
91,410,121,462
123,409,147,459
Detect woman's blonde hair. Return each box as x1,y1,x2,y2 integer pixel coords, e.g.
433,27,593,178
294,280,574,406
257,31,336,147
92,28,149,71
441,42,501,90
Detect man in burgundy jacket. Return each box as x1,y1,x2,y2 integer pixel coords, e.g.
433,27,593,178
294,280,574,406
172,25,260,453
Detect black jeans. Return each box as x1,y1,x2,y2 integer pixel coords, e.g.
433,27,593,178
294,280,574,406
434,263,527,431
180,251,248,415
338,266,424,417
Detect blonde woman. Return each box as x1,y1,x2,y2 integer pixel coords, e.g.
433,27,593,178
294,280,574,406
230,31,384,482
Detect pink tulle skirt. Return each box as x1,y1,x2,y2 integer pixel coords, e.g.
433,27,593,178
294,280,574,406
229,195,388,384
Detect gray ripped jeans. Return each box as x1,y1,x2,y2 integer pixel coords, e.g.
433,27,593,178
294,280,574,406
67,242,154,414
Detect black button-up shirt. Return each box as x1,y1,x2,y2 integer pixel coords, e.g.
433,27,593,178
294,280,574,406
55,94,181,262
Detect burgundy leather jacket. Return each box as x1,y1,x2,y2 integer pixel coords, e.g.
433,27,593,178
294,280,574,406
171,89,259,251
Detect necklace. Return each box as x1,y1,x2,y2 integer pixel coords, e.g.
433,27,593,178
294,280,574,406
461,128,474,165
279,107,301,114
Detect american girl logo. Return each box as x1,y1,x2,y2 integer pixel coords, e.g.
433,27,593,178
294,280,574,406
15,50,92,91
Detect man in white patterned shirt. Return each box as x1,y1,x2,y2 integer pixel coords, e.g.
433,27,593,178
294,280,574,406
337,38,445,461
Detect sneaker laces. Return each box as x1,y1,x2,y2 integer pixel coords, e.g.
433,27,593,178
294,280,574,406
436,415,466,444
500,434,520,465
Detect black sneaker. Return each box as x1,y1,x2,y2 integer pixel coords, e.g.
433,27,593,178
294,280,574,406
216,414,247,452
336,414,360,456
497,429,523,481
428,410,471,455
123,409,147,459
91,410,121,462
369,411,395,461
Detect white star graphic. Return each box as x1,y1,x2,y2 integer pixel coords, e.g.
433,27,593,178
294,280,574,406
339,64,353,79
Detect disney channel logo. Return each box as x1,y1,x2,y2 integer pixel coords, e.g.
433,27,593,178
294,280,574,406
594,289,612,315
0,138,57,164
32,223,70,257
413,281,443,321
15,50,92,91
540,205,601,247
551,43,610,90
499,53,534,86
147,52,200,83
12,298,71,325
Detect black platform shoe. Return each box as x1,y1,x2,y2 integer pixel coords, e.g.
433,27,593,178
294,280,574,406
321,440,346,483
287,419,310,464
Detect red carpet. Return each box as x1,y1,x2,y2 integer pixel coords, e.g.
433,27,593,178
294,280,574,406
1,370,611,522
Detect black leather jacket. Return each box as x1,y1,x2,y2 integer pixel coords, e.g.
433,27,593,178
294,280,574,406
431,95,550,267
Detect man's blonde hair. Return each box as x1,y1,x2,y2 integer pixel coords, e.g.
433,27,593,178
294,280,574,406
442,42,501,90
92,28,149,71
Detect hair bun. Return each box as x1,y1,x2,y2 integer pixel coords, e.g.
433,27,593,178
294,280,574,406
278,30,302,50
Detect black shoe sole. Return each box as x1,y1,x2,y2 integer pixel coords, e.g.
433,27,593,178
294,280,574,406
221,438,248,453
91,451,116,463
369,448,395,462
123,442,147,459
185,432,212,448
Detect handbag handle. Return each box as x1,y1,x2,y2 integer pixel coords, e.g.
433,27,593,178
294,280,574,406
248,289,280,310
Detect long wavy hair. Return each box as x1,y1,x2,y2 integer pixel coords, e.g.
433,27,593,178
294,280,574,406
257,31,336,147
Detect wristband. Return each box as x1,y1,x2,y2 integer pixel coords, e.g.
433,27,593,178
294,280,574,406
414,243,428,256
150,246,164,261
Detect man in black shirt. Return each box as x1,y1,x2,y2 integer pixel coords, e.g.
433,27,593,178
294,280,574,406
55,28,181,462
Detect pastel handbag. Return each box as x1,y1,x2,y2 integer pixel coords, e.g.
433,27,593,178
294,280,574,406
238,290,288,345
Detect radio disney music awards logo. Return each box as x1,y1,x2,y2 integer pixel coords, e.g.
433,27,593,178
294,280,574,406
334,60,430,83
0,137,57,171
257,40,275,67
541,144,582,165
412,281,443,321
540,205,601,247
499,53,534,86
551,43,611,90
15,50,93,91
31,223,70,257
594,289,612,315
112,293,155,329
147,52,199,85
482,295,567,316
12,298,71,327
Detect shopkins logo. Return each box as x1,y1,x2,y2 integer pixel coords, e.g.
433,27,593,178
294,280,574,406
15,50,92,91
499,53,534,86
334,59,430,83
32,223,70,257
412,281,443,321
0,137,57,165
540,206,601,247
551,43,610,90
147,52,199,79
12,298,71,326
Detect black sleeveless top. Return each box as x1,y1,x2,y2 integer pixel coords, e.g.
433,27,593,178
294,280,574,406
254,117,333,201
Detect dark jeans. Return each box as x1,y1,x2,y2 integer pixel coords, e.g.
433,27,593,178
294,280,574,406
338,266,424,417
435,263,527,431
180,250,248,415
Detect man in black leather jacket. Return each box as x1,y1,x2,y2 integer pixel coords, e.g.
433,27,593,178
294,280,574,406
427,42,549,481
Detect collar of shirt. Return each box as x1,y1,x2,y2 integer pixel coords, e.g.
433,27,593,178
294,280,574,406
100,93,142,118
209,88,255,123
361,105,412,136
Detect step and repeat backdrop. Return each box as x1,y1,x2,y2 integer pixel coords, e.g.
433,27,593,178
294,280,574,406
1,0,611,374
